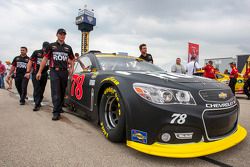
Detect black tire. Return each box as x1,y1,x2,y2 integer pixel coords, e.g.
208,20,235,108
99,86,126,142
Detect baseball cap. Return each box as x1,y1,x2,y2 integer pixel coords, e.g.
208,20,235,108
42,41,49,48
57,28,66,34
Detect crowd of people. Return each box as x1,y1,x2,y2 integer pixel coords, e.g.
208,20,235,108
1,28,74,121
170,57,250,99
0,32,250,122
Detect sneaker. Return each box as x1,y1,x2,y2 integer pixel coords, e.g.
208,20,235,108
52,115,60,121
20,101,25,105
33,105,40,111
247,96,250,100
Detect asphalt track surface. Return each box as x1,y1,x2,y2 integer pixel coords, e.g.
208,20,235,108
0,82,249,167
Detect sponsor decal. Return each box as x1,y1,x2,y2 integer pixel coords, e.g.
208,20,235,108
53,52,68,61
64,47,69,52
82,32,89,53
100,122,108,138
175,132,193,139
52,45,57,50
131,129,147,144
101,77,120,85
71,74,85,100
89,79,95,86
218,92,227,99
206,100,236,108
75,16,83,24
16,62,27,69
91,72,99,79
87,16,93,23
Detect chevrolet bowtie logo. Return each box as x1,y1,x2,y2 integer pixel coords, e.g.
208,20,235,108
218,92,227,99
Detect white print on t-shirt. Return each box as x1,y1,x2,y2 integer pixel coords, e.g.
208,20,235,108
16,62,27,69
53,52,68,61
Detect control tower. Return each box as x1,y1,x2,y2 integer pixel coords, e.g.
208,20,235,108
75,7,96,55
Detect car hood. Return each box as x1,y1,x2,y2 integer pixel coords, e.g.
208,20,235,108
112,71,229,90
126,71,216,83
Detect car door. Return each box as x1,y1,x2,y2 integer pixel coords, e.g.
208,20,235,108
69,56,94,114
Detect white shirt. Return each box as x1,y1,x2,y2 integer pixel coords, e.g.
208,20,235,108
186,61,201,75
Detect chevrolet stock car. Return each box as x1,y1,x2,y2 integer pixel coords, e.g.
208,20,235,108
64,52,247,158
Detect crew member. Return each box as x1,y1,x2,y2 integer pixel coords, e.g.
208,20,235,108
229,62,238,95
243,63,250,100
36,29,74,121
7,47,29,105
25,42,50,111
138,44,153,64
203,60,216,79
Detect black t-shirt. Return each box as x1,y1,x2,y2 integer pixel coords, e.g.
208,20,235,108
30,49,49,74
44,41,74,70
139,54,153,64
11,55,29,77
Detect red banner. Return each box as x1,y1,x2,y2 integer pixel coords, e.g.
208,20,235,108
188,43,199,62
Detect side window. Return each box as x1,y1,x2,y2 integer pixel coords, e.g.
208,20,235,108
74,56,93,73
80,56,92,68
74,63,82,73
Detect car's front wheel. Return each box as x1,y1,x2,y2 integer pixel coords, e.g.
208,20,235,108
99,86,126,142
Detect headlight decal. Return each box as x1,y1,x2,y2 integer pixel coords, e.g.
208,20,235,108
133,83,196,105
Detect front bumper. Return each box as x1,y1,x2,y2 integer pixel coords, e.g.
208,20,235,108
127,125,247,158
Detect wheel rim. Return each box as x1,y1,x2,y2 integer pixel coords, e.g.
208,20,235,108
104,96,119,129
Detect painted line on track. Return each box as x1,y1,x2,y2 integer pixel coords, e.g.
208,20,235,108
199,156,233,167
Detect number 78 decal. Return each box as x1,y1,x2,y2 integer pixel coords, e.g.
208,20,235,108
170,113,187,124
71,74,85,100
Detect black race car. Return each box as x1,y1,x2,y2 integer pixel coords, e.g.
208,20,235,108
65,52,247,158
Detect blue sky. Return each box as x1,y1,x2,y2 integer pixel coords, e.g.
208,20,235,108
1,0,250,70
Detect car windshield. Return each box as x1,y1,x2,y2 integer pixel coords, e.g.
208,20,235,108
97,56,164,72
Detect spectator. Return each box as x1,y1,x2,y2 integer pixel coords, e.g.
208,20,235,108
229,62,238,95
203,60,216,79
171,58,186,74
0,60,6,88
186,57,201,75
243,63,250,100
224,69,230,75
138,44,153,64
5,60,13,90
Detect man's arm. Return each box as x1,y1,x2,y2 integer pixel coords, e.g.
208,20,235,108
24,60,33,79
68,47,75,75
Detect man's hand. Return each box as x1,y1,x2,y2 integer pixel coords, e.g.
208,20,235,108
24,73,30,79
6,75,10,81
36,72,42,80
68,68,73,76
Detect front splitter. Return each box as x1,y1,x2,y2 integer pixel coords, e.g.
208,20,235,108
127,125,247,158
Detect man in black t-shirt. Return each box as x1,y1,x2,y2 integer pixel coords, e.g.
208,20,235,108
25,42,50,111
138,43,153,64
36,28,75,121
7,47,29,105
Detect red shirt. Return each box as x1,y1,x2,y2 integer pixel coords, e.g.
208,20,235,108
0,64,6,75
230,67,238,78
203,64,216,79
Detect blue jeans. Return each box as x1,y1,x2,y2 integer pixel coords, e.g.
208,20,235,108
0,74,4,88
